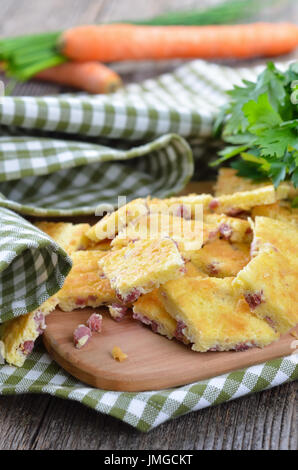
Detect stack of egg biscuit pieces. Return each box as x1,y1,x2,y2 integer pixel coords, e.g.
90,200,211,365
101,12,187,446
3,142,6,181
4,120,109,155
1,168,298,366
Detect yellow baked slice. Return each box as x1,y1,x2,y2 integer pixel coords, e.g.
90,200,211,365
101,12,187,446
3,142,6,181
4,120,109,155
86,198,148,242
204,213,253,243
98,238,185,303
233,216,298,333
159,277,279,352
35,221,90,255
215,167,295,200
111,213,204,253
251,202,298,227
58,250,117,311
148,194,213,219
189,239,250,278
208,186,276,216
0,296,58,367
131,262,204,341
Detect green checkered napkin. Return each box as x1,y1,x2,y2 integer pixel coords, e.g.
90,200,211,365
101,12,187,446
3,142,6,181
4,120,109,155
0,59,286,216
0,207,72,323
0,59,296,429
0,343,296,431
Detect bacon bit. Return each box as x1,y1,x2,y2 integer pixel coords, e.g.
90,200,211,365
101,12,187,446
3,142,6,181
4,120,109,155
112,346,128,362
88,295,98,302
226,208,250,219
173,204,191,220
20,341,34,355
207,262,219,276
109,303,129,321
132,312,159,333
75,297,86,306
245,291,264,310
245,227,253,235
209,199,219,211
117,287,141,303
265,316,277,332
234,343,252,352
73,324,92,349
219,223,232,240
34,312,46,335
174,320,188,344
86,313,102,332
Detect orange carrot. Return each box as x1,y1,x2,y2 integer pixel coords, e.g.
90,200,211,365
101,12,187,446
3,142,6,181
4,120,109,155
36,61,122,94
59,23,298,62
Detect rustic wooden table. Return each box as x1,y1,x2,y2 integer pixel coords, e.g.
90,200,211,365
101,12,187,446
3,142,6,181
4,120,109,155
0,0,297,450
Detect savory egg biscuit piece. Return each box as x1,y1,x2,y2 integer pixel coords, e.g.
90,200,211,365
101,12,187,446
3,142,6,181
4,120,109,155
204,213,253,243
148,194,213,219
159,277,279,352
0,296,58,367
251,202,298,227
111,213,204,253
208,186,276,216
189,239,250,278
98,238,185,303
132,289,179,341
86,198,148,242
35,221,90,255
131,262,205,341
214,167,295,200
233,216,298,333
58,250,117,311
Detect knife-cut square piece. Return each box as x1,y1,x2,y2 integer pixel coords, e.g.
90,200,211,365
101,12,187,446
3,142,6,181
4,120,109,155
208,186,276,217
86,198,148,242
251,202,298,227
214,167,294,200
98,238,185,303
159,277,279,352
189,239,250,278
233,216,298,333
111,213,204,253
35,221,90,255
58,250,117,312
204,213,253,243
0,296,58,367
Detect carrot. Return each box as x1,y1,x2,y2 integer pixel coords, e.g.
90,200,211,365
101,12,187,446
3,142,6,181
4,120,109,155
35,61,122,94
59,23,298,62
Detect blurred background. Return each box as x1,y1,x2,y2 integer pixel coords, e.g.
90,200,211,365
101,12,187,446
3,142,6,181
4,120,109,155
1,0,297,94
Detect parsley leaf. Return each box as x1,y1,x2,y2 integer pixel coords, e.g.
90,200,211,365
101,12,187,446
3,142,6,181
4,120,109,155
214,62,298,189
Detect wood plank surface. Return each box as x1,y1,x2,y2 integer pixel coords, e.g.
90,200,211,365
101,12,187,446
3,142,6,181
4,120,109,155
0,0,297,450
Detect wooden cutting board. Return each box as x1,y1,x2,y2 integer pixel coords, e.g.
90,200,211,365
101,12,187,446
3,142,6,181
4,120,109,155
43,307,298,392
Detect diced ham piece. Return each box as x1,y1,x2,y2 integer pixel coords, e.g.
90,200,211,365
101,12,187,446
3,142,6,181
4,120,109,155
245,291,264,310
20,341,34,355
174,320,188,344
73,324,92,349
132,312,159,333
34,311,46,335
173,204,191,220
219,223,232,240
117,287,142,304
86,313,102,332
109,304,129,321
209,199,219,211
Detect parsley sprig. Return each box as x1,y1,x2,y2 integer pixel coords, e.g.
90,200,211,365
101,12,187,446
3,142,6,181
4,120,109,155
213,62,298,189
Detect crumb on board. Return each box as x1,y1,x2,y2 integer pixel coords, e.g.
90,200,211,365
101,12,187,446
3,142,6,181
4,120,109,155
290,331,298,339
112,346,128,362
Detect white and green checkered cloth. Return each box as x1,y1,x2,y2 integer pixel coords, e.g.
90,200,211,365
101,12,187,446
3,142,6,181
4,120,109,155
0,59,296,430
0,343,296,431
